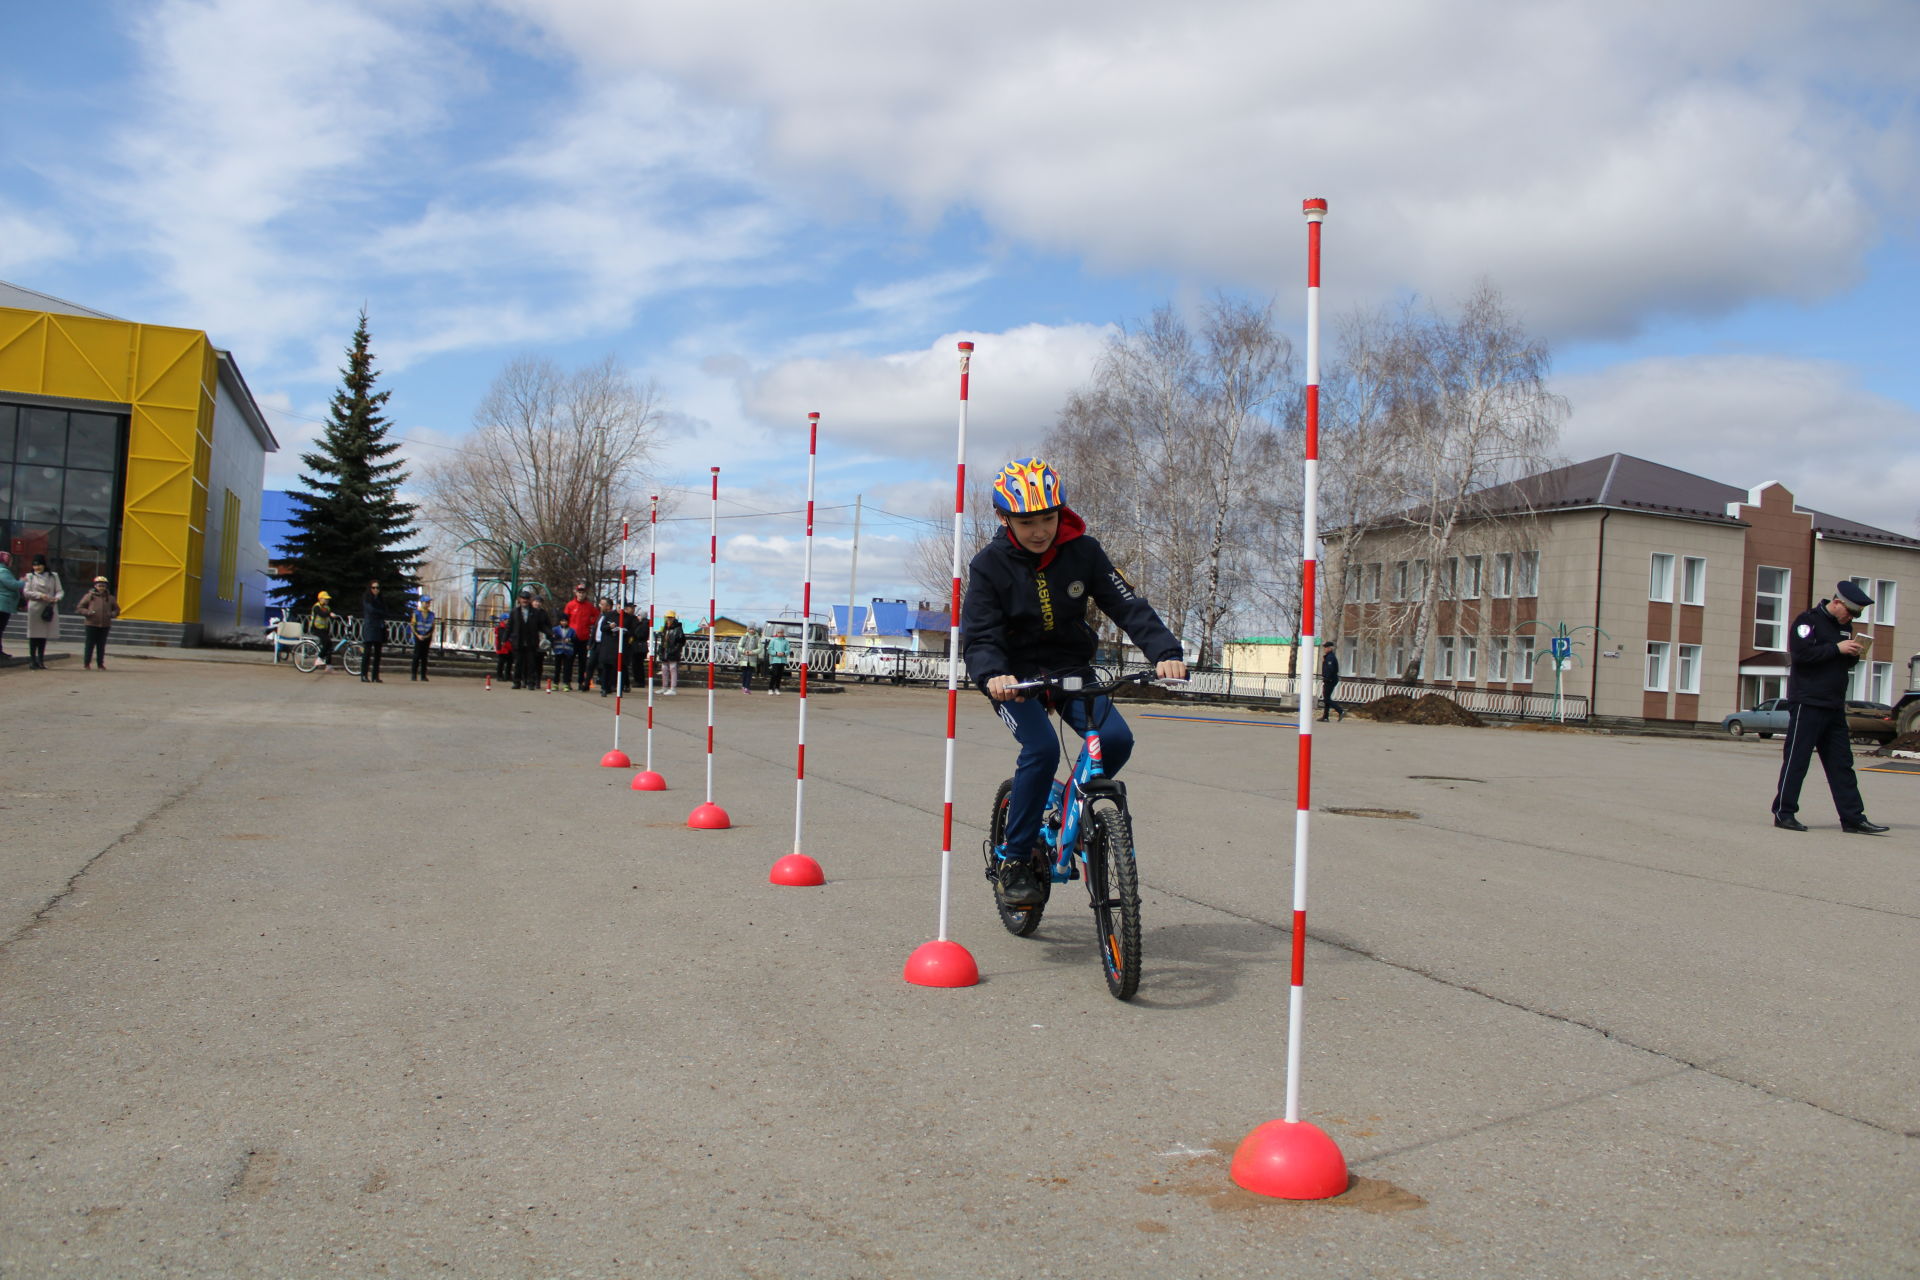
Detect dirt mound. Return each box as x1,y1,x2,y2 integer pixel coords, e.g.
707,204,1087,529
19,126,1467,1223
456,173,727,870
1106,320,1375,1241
1353,692,1483,727
1872,731,1920,757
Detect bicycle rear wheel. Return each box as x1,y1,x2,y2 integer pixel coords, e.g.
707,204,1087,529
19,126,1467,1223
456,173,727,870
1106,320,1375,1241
1086,799,1141,1000
340,642,364,677
986,777,1046,937
292,640,318,673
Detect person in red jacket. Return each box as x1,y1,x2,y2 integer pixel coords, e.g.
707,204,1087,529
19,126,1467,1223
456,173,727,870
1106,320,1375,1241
564,582,601,691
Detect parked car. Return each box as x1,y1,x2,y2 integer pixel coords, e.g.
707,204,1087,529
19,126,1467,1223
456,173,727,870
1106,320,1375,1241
1844,700,1898,744
1722,698,1897,743
1722,699,1790,738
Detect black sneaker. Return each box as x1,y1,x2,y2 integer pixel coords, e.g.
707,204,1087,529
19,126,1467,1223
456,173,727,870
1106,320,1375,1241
995,856,1046,907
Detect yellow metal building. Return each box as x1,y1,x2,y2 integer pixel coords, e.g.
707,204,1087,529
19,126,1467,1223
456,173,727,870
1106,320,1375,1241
0,281,277,642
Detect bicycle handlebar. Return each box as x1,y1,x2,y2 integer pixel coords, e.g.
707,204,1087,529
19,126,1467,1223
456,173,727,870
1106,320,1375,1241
1006,670,1189,697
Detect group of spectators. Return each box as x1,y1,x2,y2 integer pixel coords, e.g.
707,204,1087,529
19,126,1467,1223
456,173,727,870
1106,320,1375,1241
290,577,804,696
490,582,691,696
0,550,120,670
302,580,431,682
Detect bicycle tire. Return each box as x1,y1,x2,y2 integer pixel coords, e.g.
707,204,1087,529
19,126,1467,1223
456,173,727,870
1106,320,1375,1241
292,640,318,673
1086,799,1142,1001
340,642,364,677
986,777,1046,937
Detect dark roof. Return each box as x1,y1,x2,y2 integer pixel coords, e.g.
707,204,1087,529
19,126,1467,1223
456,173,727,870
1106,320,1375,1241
1473,454,1748,525
1362,453,1920,551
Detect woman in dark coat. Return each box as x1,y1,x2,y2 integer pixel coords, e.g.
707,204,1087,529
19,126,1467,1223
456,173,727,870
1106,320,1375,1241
361,581,388,683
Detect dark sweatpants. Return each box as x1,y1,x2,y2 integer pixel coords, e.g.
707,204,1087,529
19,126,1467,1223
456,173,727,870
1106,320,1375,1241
1771,702,1864,823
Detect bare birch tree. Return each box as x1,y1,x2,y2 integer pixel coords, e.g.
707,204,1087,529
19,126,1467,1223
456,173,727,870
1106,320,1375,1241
1326,284,1567,677
420,356,666,611
1043,298,1296,663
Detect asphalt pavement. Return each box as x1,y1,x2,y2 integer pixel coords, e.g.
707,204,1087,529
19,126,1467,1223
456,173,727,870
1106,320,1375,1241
1,656,1915,1278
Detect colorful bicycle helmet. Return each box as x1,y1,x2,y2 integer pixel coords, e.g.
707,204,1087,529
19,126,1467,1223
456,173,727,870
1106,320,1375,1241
990,457,1065,515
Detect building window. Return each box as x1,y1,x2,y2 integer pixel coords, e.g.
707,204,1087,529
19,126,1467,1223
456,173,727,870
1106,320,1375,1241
1412,559,1429,600
1754,566,1790,651
1847,661,1867,702
217,489,241,601
1364,563,1382,603
1391,561,1409,602
1676,644,1701,694
1871,662,1893,704
1460,555,1482,598
1342,637,1357,673
1436,636,1457,679
0,402,129,611
1513,635,1535,683
1460,636,1478,681
1490,552,1513,598
1646,641,1671,692
1681,556,1706,606
1344,563,1362,599
1387,637,1406,678
1488,635,1510,681
1516,551,1540,598
1358,643,1377,677
1649,553,1675,602
1440,557,1458,600
1874,579,1897,624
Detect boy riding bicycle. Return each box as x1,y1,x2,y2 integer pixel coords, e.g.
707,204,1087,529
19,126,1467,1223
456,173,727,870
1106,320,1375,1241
961,457,1187,906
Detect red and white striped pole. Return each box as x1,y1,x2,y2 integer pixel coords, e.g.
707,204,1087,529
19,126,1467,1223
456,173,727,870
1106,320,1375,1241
601,516,633,768
689,468,731,828
1232,198,1348,1199
905,343,981,987
633,495,667,790
772,413,827,886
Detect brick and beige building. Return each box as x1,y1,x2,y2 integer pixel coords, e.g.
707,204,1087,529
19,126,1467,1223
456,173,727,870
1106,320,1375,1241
1330,454,1918,725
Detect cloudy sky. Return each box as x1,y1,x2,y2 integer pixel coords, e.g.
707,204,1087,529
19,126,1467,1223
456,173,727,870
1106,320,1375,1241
4,0,1917,620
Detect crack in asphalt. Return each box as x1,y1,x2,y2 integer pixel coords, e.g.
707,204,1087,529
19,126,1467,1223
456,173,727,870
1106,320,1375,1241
1,746,240,956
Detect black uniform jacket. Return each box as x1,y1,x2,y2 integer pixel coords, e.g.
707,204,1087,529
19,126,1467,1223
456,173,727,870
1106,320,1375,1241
595,612,644,666
505,604,550,650
961,507,1182,688
1786,601,1860,710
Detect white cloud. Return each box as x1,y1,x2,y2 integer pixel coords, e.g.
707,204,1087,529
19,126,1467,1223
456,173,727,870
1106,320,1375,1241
1558,354,1920,536
496,0,1917,339
0,208,75,275
110,0,450,347
743,323,1115,463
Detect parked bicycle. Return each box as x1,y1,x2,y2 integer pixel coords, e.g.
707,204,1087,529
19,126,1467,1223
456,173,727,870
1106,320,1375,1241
982,669,1180,1000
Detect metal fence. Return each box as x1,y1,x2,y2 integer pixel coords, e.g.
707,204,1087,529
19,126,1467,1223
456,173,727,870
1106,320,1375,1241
273,614,1589,721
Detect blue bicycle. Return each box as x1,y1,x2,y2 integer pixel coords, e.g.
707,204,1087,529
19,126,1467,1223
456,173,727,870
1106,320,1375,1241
983,669,1170,1001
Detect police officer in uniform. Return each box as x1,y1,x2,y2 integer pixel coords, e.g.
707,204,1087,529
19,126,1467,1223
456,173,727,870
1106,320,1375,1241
1771,580,1889,834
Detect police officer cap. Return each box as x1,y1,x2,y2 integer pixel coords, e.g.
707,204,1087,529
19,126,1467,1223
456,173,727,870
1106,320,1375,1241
1836,581,1873,610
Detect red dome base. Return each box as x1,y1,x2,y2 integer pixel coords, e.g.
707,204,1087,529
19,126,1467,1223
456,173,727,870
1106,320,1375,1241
687,801,731,829
600,749,632,768
769,853,825,886
1229,1119,1349,1200
631,771,667,791
902,939,979,988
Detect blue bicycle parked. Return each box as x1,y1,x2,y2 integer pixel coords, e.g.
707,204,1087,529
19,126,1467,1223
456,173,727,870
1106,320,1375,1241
983,669,1175,1001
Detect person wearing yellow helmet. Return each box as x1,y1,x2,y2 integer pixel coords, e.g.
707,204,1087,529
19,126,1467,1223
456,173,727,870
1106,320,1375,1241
309,592,336,672
963,457,1187,906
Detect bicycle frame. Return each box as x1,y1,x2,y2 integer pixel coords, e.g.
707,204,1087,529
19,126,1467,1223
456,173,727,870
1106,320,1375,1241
1040,703,1114,883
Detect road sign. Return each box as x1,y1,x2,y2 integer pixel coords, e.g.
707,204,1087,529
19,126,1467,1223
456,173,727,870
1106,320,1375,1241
1550,637,1572,661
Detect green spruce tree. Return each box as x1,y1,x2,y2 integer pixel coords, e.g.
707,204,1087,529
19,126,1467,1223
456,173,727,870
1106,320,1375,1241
273,311,426,614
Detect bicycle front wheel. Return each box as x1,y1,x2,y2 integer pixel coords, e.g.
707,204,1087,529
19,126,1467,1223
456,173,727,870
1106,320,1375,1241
340,642,364,677
986,777,1046,937
293,640,318,673
1086,799,1141,1001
